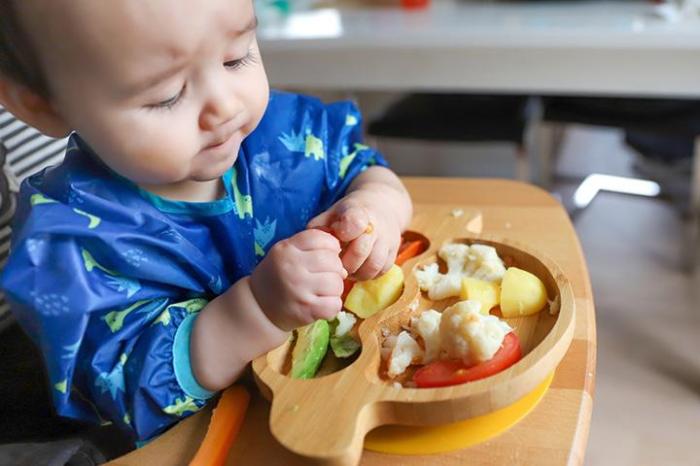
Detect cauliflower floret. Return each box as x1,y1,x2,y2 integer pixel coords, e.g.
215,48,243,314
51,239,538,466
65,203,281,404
438,243,470,275
416,243,505,299
415,262,461,300
383,331,424,378
410,309,442,363
334,311,357,337
440,300,512,365
415,263,439,291
427,274,462,300
464,244,506,282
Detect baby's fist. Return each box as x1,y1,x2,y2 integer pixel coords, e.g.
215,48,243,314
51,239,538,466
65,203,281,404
250,229,346,331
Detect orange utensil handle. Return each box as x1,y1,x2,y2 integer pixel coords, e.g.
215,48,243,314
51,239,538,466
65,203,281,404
189,385,250,466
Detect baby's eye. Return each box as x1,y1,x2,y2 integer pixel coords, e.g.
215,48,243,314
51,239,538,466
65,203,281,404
148,84,186,110
224,51,255,71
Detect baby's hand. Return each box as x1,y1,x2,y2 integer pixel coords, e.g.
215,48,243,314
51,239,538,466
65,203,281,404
250,229,347,331
308,194,402,281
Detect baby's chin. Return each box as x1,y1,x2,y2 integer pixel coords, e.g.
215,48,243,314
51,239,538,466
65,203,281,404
190,149,240,181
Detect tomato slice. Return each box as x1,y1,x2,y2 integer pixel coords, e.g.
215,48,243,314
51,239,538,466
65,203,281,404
341,278,354,301
413,332,522,388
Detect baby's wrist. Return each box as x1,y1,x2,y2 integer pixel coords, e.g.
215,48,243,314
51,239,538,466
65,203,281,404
190,278,288,391
225,277,289,349
248,268,290,332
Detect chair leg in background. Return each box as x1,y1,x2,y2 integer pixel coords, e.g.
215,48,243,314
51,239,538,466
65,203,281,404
532,122,565,189
515,145,530,182
685,136,700,274
523,97,546,187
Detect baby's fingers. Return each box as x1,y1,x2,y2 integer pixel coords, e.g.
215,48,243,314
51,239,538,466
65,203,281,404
307,296,343,321
304,250,347,278
354,240,390,281
289,229,341,252
311,272,345,297
306,209,334,230
341,232,376,276
331,203,371,243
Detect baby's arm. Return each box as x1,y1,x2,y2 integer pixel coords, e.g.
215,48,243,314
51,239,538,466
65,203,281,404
2,193,345,441
189,277,286,391
309,165,413,280
190,229,346,391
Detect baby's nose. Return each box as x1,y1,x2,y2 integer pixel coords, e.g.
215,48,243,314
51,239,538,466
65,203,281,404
199,89,241,131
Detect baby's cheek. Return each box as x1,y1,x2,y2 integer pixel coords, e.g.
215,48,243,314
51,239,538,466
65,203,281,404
148,119,198,161
118,125,196,183
241,66,270,134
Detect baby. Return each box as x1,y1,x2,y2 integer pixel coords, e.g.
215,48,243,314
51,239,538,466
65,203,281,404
0,0,412,442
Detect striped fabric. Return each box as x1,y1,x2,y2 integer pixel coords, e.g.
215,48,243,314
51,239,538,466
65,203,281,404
0,106,67,330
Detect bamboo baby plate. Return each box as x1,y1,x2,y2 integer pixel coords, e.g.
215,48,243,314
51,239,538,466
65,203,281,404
253,220,575,466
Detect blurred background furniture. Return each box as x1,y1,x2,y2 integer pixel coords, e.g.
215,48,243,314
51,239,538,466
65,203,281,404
257,0,700,97
535,97,700,269
368,93,535,182
257,0,700,272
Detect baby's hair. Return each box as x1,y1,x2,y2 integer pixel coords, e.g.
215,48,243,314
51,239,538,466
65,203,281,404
0,1,50,98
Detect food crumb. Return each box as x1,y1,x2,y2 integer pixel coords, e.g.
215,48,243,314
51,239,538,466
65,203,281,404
466,215,483,234
505,222,512,229
451,208,464,218
292,404,300,413
392,382,403,390
548,295,561,315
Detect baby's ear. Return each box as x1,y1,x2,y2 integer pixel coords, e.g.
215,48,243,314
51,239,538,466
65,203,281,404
0,78,70,138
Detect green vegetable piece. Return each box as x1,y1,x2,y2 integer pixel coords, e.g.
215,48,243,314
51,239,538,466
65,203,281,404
290,320,330,379
328,317,361,359
330,334,361,359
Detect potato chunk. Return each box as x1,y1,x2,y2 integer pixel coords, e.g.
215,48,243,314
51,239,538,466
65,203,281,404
344,264,404,318
460,277,500,315
500,267,548,317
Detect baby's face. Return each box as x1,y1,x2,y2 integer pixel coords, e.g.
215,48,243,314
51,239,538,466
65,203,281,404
18,0,269,188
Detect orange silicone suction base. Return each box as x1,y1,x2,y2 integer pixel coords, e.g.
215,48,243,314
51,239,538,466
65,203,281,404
364,372,555,455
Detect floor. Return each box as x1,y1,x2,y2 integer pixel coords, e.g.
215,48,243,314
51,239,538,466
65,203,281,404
376,124,700,466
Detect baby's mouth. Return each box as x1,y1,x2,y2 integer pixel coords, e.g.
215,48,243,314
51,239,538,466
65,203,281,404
203,132,235,150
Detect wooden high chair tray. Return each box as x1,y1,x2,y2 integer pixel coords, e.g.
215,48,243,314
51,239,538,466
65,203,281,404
253,218,576,464
108,178,596,466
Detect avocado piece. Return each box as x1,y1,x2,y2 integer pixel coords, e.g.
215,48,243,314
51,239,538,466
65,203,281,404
290,320,330,379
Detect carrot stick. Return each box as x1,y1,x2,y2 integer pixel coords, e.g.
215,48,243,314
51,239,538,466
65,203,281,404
189,385,250,466
395,239,427,265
